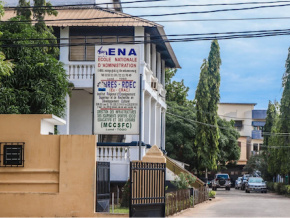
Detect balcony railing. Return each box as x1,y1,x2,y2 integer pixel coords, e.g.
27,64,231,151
68,63,95,80
252,130,263,139
97,146,130,162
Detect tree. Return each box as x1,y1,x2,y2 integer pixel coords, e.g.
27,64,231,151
194,60,211,173
0,2,70,117
217,118,240,168
263,101,278,146
278,46,290,177
165,69,190,106
0,2,14,80
195,40,221,174
166,101,198,171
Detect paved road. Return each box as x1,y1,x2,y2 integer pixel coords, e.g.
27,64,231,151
171,188,290,217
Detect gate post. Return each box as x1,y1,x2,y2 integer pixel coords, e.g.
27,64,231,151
130,145,166,217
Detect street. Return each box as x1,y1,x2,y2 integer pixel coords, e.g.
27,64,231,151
171,188,290,217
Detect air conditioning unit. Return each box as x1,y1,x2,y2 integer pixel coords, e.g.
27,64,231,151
151,81,158,90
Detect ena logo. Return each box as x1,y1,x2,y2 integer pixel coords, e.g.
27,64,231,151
98,47,137,56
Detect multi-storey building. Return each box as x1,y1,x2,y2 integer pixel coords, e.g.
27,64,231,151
218,103,267,167
4,0,180,185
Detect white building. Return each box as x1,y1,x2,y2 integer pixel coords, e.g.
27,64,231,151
4,0,180,184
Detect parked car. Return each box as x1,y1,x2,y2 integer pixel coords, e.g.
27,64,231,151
212,173,231,191
245,177,267,193
241,174,251,190
235,177,242,189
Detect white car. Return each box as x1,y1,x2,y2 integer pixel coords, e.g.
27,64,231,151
245,177,267,193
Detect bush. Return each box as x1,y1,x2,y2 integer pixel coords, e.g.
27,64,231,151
268,182,290,195
208,190,216,198
274,183,284,194
171,173,196,190
120,180,130,207
267,182,274,191
285,185,290,194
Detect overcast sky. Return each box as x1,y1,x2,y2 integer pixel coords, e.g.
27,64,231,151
124,0,290,109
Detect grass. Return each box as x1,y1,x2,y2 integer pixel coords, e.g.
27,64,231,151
110,205,129,214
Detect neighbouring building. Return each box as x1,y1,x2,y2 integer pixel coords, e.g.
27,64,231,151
3,0,185,193
218,103,267,174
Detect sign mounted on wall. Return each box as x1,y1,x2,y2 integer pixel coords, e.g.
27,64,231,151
94,45,140,135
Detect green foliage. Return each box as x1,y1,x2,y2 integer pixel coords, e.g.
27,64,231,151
171,172,196,190
267,181,274,191
165,69,190,106
195,40,221,172
265,47,290,178
120,180,130,207
278,46,290,175
0,51,14,79
268,182,290,195
0,12,70,117
208,190,216,198
217,118,240,167
166,101,198,170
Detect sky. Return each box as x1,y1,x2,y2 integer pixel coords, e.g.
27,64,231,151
123,0,290,109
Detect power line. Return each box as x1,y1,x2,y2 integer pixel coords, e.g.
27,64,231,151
1,28,290,41
4,0,167,9
154,17,290,23
128,3,290,17
166,111,290,136
6,0,290,9
1,28,290,47
122,0,290,8
4,3,290,23
0,33,288,47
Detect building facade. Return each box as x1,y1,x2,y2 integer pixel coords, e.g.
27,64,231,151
3,1,180,184
218,103,267,167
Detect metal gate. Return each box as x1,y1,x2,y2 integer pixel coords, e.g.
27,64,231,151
130,162,166,217
96,162,110,212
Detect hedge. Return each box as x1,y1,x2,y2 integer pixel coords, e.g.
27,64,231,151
267,182,290,195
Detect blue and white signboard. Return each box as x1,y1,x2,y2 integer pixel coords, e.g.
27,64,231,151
94,45,140,135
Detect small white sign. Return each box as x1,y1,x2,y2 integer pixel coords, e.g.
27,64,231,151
94,45,140,135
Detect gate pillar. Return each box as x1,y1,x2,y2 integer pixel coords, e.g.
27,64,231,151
130,145,166,217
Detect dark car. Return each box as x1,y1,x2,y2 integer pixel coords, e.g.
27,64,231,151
212,173,231,191
241,174,251,190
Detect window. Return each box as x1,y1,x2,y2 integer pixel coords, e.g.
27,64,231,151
0,142,24,167
69,36,134,61
70,36,101,61
234,120,243,131
253,143,259,152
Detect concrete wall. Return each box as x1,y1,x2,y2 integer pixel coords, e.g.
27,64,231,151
0,115,123,217
218,103,255,137
70,90,93,135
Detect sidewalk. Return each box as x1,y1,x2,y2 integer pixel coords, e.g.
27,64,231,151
169,197,222,217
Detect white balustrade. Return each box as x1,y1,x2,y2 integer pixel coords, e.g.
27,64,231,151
97,146,130,162
68,63,95,80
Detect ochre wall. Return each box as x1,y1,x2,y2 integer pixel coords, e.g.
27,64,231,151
237,136,248,165
0,115,125,217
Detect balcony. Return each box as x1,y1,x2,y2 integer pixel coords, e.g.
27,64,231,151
252,110,267,120
252,130,263,139
66,63,94,88
66,63,166,100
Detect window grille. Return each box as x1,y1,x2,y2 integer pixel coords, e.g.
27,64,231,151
0,142,25,167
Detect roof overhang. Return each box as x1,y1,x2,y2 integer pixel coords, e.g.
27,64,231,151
3,7,180,68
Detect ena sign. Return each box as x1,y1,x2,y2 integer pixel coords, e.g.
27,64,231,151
94,45,140,135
